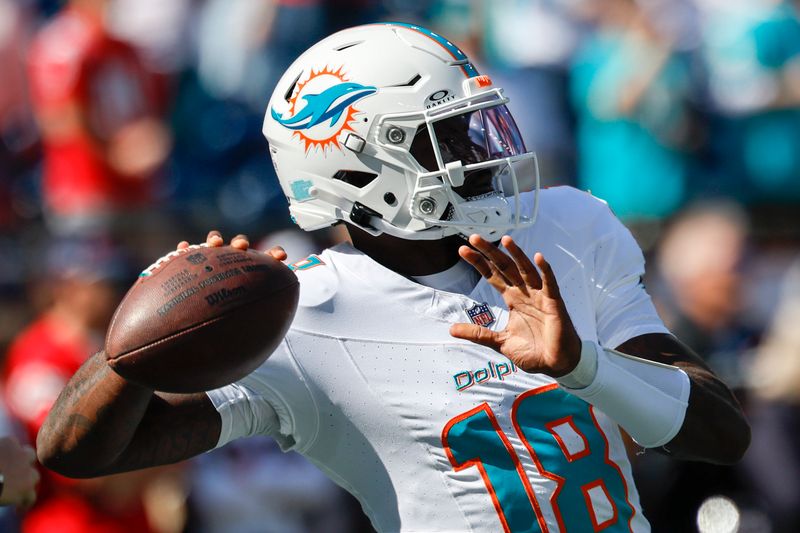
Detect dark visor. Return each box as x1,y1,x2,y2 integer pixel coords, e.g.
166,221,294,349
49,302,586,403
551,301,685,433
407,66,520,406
410,104,526,172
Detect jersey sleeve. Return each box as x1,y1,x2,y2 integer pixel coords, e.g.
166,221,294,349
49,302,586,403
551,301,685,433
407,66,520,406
592,203,669,349
206,337,318,452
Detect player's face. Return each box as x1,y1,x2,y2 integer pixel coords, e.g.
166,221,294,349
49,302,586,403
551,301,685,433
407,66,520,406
410,104,526,200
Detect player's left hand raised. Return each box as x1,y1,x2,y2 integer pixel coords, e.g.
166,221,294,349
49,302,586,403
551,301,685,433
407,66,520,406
450,235,582,377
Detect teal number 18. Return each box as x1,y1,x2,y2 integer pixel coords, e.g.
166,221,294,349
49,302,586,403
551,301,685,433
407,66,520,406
442,384,636,533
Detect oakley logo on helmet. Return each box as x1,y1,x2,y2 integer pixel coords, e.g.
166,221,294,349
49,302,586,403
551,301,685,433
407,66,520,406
425,89,455,109
270,66,376,153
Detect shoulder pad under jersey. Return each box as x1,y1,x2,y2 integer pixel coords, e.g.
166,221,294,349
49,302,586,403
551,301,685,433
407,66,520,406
536,186,615,233
288,252,338,309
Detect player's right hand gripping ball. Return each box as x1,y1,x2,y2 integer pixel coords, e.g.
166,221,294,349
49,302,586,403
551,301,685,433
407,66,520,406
105,245,299,392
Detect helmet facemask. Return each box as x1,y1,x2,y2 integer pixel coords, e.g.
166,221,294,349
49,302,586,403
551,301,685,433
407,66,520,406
374,87,540,241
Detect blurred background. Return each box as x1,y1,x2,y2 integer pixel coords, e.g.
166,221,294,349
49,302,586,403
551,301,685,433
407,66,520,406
0,0,798,531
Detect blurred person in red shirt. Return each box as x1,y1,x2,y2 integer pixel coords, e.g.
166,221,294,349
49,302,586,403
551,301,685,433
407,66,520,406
2,238,183,533
27,0,171,235
0,0,40,230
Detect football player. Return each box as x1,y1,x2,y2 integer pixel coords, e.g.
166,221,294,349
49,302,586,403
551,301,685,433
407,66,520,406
37,23,749,532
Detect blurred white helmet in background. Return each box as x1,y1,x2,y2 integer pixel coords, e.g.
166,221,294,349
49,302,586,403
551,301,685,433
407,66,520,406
263,22,539,241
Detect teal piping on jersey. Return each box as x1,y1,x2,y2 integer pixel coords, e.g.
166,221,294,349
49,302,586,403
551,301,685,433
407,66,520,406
381,22,480,78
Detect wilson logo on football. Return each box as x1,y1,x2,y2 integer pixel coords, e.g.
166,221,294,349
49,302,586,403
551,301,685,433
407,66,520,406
270,66,376,153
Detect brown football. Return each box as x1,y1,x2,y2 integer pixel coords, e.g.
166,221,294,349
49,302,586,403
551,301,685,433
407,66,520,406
105,245,299,393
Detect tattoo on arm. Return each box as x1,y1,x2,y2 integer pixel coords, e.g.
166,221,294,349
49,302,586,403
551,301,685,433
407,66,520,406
39,351,221,477
41,357,105,437
103,392,220,475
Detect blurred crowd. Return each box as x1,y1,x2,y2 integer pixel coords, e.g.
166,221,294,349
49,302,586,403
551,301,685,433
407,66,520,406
0,0,798,532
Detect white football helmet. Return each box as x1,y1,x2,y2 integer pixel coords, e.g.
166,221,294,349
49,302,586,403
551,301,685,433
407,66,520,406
263,22,539,240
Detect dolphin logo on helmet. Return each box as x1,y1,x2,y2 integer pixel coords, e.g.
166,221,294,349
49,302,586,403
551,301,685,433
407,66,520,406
263,24,540,240
271,82,377,131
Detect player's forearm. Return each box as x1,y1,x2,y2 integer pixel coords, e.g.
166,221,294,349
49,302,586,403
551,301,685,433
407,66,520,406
38,351,222,478
93,390,221,476
616,334,751,464
37,351,154,477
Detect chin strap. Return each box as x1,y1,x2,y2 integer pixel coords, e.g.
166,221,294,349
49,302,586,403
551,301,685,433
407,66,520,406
349,202,383,232
557,340,691,448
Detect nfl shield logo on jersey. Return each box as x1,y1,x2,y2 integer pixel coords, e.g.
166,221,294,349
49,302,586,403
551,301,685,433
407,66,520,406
465,302,495,328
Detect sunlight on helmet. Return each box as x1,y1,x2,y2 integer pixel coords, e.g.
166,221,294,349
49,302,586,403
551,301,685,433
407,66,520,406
263,23,540,241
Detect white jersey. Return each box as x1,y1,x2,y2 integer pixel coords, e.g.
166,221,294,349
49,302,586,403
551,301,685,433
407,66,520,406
207,187,669,533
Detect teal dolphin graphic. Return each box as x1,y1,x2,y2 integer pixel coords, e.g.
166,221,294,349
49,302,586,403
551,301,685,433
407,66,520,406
271,82,377,131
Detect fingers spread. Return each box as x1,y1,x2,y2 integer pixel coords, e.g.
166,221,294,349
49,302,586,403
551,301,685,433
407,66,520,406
176,241,190,251
501,236,542,290
459,245,510,295
459,246,492,278
468,234,524,287
450,323,502,353
534,253,561,299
